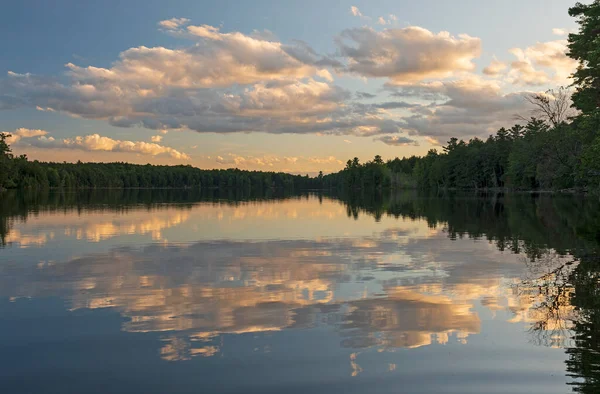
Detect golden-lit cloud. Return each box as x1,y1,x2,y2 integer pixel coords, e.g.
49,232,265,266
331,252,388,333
26,132,189,160
2,127,48,144
482,58,507,77
483,35,577,86
335,26,481,84
0,22,577,151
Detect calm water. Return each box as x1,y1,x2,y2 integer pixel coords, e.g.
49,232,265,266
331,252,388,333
1,189,599,393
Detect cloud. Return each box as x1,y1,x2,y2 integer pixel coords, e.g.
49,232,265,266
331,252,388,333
377,14,397,26
424,136,440,146
373,101,415,109
388,75,534,139
335,26,481,84
552,28,568,36
2,127,48,144
308,156,343,165
25,133,189,160
506,39,577,86
482,58,507,77
356,91,376,99
350,6,363,17
0,19,560,145
213,153,341,171
375,135,418,146
0,69,402,137
0,21,403,138
158,18,190,30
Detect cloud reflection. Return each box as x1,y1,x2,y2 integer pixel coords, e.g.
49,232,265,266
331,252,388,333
0,228,566,362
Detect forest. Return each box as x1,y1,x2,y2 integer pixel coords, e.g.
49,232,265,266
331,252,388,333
2,2,600,193
0,139,320,190
324,2,600,192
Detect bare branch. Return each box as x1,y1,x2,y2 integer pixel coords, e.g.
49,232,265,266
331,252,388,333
517,87,579,127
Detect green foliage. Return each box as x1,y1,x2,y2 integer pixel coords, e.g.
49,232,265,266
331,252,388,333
0,139,320,191
322,155,416,190
568,1,600,114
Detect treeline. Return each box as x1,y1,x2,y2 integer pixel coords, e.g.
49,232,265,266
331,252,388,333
325,1,600,193
0,137,319,190
324,105,600,192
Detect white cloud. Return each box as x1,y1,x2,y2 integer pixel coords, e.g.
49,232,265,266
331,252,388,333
26,133,189,160
505,39,577,86
350,6,363,17
552,28,568,36
0,19,563,146
335,26,481,84
377,17,387,25
482,58,507,77
2,127,48,144
158,18,190,30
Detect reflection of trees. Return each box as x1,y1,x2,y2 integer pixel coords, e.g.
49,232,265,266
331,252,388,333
5,186,600,388
334,190,600,392
565,256,600,394
0,188,310,247
514,255,577,348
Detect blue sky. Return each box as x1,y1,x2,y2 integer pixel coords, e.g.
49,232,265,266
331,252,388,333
0,0,579,174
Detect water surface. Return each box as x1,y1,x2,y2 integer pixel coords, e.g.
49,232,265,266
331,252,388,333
1,189,599,393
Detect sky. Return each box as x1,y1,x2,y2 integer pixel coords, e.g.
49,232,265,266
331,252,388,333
0,0,580,174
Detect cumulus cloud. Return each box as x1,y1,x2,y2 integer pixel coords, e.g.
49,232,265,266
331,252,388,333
0,20,403,138
335,26,481,84
2,127,48,144
21,132,189,160
158,18,190,30
0,18,561,145
388,75,534,139
375,135,418,146
482,58,507,77
506,39,577,86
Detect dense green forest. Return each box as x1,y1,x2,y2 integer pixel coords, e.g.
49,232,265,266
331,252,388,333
0,136,320,190
2,2,600,193
324,1,600,192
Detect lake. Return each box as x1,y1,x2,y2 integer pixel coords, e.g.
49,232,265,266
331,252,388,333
1,189,599,394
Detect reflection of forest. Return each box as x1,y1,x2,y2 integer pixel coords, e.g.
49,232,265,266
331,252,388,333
0,188,304,246
2,189,600,391
337,190,600,393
